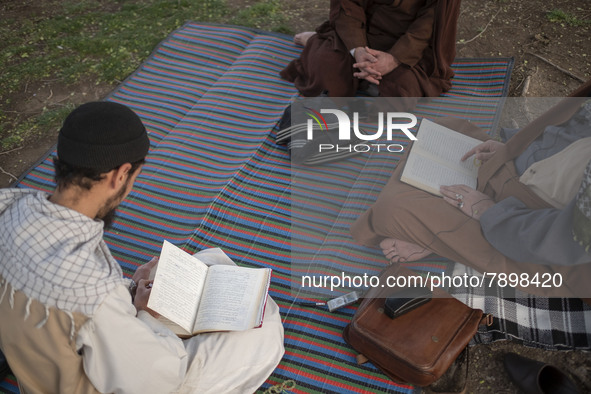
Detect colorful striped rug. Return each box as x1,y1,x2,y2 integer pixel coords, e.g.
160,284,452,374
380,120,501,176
2,21,557,394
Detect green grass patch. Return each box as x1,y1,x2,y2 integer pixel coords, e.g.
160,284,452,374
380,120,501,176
1,0,228,99
546,9,590,27
231,0,292,34
0,105,75,150
1,0,295,152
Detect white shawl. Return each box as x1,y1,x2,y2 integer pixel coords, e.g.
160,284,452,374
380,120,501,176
0,189,125,315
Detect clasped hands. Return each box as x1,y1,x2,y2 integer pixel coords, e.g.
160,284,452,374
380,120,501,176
439,140,504,220
352,46,400,85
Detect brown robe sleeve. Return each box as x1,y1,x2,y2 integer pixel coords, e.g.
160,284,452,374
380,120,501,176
331,0,369,51
388,0,436,67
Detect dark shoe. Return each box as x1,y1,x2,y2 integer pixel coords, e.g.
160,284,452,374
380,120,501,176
0,349,11,381
277,105,292,137
503,352,579,394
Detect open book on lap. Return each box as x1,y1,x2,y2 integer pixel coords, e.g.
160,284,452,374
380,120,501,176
147,241,271,338
400,119,482,196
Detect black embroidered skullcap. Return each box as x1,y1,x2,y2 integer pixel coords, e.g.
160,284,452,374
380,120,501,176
57,101,150,172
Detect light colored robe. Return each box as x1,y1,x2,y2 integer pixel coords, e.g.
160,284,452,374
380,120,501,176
0,189,284,393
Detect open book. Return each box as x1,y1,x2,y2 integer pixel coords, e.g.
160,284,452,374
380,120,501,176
147,241,271,337
400,119,483,196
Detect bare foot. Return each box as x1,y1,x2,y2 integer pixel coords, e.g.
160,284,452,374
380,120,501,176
294,31,316,46
379,238,432,264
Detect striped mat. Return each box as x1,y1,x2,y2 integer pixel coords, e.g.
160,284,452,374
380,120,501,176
3,22,518,393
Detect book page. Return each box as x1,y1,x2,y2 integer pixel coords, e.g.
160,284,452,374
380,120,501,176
402,152,476,196
148,241,208,333
193,265,270,333
400,119,482,196
413,119,482,174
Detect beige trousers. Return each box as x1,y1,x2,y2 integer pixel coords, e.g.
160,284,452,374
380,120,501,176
174,298,284,394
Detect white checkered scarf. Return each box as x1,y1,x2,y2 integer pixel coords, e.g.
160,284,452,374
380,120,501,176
0,189,125,315
450,264,591,350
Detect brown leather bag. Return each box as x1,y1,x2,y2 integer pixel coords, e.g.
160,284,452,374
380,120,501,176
342,265,490,387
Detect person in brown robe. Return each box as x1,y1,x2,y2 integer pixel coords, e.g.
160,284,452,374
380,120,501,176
350,81,591,300
280,0,461,101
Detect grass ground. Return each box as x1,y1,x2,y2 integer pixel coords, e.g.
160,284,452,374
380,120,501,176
0,0,291,152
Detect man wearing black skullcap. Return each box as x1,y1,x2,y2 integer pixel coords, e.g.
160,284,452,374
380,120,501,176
52,101,151,228
0,102,284,393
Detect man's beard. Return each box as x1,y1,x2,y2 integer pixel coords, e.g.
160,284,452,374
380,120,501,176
96,179,129,229
100,207,118,230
